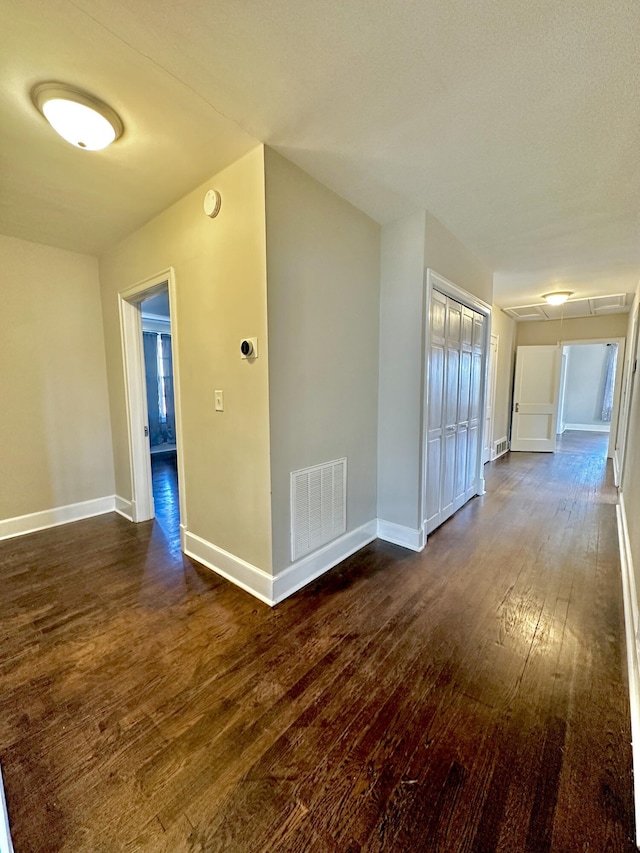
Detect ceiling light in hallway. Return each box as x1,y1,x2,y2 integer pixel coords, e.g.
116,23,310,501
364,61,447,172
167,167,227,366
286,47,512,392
542,291,573,306
31,83,123,151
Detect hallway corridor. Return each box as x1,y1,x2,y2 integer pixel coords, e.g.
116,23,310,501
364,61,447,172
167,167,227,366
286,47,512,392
0,433,634,851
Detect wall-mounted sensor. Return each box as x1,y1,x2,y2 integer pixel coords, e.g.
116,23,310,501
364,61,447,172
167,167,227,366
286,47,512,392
240,337,258,359
204,189,222,218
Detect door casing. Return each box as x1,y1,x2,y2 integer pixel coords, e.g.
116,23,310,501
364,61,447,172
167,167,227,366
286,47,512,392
483,333,499,462
118,267,186,547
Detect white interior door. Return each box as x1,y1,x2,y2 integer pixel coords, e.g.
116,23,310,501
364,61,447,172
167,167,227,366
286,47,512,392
120,295,155,521
511,345,561,452
556,350,568,434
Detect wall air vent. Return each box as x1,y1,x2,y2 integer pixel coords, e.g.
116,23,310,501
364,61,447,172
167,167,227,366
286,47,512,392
291,458,346,562
494,438,509,458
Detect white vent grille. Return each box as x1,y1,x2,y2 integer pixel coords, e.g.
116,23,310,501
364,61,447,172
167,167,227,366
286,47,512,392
291,458,347,561
494,437,509,458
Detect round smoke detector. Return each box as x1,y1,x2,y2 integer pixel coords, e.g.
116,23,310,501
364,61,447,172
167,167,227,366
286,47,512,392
204,189,222,218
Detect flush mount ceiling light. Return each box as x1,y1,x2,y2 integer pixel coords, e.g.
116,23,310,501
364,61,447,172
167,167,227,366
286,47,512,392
31,82,124,151
542,291,573,306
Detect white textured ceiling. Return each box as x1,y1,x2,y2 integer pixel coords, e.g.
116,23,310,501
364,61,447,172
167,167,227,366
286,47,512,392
2,0,639,306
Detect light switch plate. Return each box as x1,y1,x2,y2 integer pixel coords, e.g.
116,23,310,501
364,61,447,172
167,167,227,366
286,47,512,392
214,390,224,412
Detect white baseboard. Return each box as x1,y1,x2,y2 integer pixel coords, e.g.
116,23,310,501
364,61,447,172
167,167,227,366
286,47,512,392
564,423,610,433
0,495,116,542
183,530,274,605
273,521,377,603
616,492,640,848
184,521,378,606
115,495,133,521
376,519,425,552
0,761,13,853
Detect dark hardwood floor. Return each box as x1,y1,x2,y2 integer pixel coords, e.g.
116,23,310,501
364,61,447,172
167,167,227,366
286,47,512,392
151,451,181,550
0,431,634,851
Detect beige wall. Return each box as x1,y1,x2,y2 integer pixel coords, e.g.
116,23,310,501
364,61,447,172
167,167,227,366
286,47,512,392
425,213,493,305
516,313,629,346
99,147,273,571
0,234,115,519
377,212,426,529
264,148,381,572
377,210,494,531
490,307,516,444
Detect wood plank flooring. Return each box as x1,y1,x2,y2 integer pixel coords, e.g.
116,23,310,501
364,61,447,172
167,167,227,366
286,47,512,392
0,432,634,851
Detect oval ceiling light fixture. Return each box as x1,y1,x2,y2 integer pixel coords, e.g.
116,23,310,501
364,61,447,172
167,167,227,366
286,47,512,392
31,82,124,151
542,291,573,306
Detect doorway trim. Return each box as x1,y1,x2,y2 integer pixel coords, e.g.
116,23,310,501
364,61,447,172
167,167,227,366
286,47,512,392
420,269,492,542
118,267,186,545
483,332,499,463
615,306,639,486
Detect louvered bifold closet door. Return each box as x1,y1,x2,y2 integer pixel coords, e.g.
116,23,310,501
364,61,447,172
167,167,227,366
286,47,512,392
425,290,447,534
466,310,485,500
453,305,473,512
441,297,462,526
425,289,484,536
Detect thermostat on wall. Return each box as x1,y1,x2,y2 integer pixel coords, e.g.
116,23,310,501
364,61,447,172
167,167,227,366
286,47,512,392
240,337,258,359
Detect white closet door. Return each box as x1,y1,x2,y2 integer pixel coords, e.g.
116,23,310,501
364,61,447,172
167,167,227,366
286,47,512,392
425,290,447,532
466,311,484,498
454,306,473,510
425,288,487,536
441,298,462,524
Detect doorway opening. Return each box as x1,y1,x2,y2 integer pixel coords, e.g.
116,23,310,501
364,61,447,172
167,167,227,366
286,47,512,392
557,338,625,461
557,341,620,459
511,337,625,458
119,269,186,549
140,289,180,542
